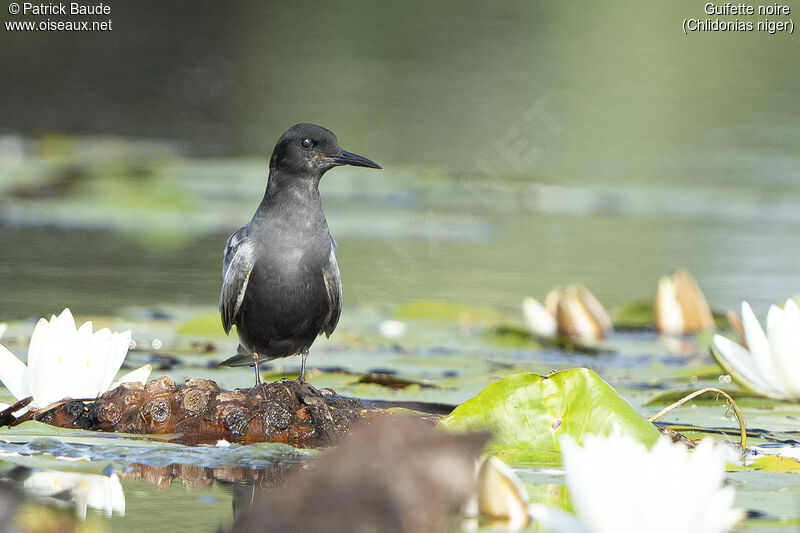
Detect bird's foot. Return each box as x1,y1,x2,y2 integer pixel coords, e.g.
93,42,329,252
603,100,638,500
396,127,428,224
294,377,320,395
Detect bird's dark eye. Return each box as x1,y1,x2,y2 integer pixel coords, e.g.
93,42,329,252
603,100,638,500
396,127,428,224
301,138,313,149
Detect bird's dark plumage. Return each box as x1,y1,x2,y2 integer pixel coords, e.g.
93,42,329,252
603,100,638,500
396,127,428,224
219,123,381,383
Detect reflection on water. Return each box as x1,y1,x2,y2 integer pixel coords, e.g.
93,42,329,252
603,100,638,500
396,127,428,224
24,470,126,519
0,443,307,530
123,460,292,490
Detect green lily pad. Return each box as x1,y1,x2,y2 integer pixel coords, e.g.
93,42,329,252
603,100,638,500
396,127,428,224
751,456,800,474
613,299,654,327
664,364,725,380
439,368,661,465
177,313,226,337
484,324,542,348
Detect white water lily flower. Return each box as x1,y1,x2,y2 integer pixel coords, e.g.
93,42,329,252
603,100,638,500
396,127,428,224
472,455,530,531
712,300,800,401
552,285,613,341
24,471,125,519
523,285,612,341
522,297,557,337
559,435,742,533
0,308,151,409
654,270,714,335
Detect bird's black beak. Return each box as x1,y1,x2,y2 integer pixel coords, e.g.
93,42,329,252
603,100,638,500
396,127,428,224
330,150,382,169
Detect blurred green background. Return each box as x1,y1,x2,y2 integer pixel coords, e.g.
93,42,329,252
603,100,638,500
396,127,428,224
1,0,798,320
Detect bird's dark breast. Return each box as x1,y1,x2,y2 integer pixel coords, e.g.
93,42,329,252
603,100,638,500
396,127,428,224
235,247,330,358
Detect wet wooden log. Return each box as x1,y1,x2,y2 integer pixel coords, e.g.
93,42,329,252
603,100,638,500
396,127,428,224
30,377,378,446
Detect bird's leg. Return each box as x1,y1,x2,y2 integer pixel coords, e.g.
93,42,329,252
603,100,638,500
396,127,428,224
298,348,309,383
253,351,262,386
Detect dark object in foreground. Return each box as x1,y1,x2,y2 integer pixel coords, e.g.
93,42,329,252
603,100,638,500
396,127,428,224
231,417,489,533
29,377,371,446
219,123,382,384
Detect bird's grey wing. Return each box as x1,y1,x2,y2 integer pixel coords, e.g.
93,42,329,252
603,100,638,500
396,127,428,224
321,236,342,337
220,226,256,334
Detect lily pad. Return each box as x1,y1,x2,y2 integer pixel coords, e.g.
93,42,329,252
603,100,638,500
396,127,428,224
439,368,661,464
613,299,654,327
177,314,226,337
751,456,800,474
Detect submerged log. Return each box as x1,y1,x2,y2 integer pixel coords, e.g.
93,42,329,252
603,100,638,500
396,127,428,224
31,377,377,446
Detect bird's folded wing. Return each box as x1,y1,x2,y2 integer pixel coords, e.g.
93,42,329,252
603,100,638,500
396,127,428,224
321,236,342,337
220,226,256,334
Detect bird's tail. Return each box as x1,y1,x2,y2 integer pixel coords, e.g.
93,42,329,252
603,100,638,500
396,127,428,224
219,344,254,367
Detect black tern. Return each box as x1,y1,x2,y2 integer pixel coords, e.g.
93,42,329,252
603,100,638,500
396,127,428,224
219,123,381,384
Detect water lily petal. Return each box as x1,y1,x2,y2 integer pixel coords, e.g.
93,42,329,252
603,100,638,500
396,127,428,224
110,363,152,390
555,286,609,341
0,344,30,400
0,323,7,340
767,301,800,400
83,327,114,397
784,299,800,330
28,317,62,408
56,308,77,335
522,297,557,337
741,302,781,389
654,276,684,335
475,456,530,530
544,288,562,317
673,270,714,333
561,435,742,533
712,335,778,396
98,330,132,394
26,317,50,379
58,320,96,400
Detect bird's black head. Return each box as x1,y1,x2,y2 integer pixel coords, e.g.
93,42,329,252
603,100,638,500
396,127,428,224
269,123,381,177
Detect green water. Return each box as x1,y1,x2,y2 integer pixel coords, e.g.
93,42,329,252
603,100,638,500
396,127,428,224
1,0,799,531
